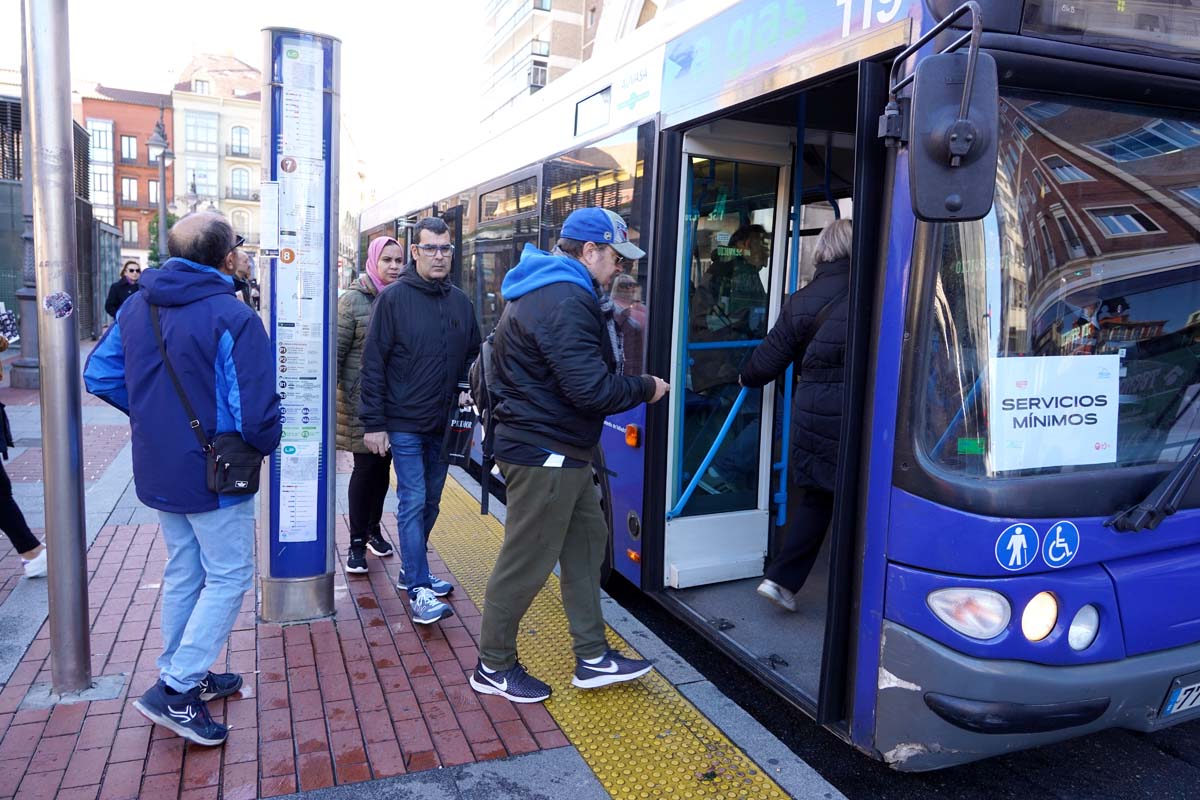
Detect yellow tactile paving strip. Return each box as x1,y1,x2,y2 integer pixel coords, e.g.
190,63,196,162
433,479,789,799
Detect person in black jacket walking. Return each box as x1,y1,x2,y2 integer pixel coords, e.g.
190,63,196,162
469,207,669,705
105,260,141,318
360,217,481,626
739,218,853,612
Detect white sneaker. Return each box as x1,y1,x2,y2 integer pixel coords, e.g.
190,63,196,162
756,579,796,612
22,548,47,579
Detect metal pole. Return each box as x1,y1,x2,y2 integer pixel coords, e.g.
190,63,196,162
157,155,167,261
24,0,92,695
12,0,40,390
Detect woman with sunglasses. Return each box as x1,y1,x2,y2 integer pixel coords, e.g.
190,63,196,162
105,261,142,319
336,236,404,573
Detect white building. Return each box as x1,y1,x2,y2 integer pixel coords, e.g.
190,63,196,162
170,55,262,259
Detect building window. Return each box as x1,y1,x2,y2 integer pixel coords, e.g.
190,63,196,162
1088,118,1200,162
120,135,138,162
1054,210,1087,259
92,171,112,194
1032,168,1051,198
97,208,115,225
531,39,550,56
230,126,250,156
529,61,548,89
533,0,551,9
120,177,138,205
1039,220,1057,269
1024,101,1069,121
122,219,138,244
587,5,597,26
148,180,159,205
185,111,219,154
1087,205,1164,236
1043,154,1091,183
186,156,218,198
87,119,113,162
193,79,210,95
1013,117,1033,139
1178,186,1200,207
230,167,251,198
231,210,251,236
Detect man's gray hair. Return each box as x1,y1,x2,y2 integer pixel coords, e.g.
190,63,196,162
167,211,236,268
813,217,853,265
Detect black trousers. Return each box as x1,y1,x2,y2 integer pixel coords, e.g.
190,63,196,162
348,451,392,545
0,461,39,554
766,488,834,594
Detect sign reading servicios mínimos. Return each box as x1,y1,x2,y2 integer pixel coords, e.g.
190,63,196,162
988,355,1120,472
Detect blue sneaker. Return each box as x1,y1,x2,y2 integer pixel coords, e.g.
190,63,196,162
397,569,454,597
133,680,228,746
198,671,244,702
410,587,454,625
571,649,654,689
469,660,552,703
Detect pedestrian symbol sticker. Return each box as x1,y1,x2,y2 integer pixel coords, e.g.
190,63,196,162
1042,521,1079,569
996,523,1039,571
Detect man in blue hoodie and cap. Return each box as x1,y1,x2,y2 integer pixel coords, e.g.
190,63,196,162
469,207,669,704
84,211,281,747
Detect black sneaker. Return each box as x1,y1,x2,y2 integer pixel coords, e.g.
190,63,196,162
133,681,228,746
198,671,243,702
346,544,368,574
571,649,654,689
366,534,394,557
469,660,552,703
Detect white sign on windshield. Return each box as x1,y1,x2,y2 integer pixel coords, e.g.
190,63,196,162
988,354,1120,472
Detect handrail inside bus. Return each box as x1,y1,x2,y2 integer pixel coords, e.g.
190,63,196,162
667,386,749,520
931,374,983,459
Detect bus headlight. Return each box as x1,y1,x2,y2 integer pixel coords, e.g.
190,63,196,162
1068,604,1100,651
1021,592,1058,642
927,588,1011,640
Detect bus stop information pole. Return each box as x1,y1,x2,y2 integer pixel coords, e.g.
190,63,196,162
258,29,340,622
23,0,92,693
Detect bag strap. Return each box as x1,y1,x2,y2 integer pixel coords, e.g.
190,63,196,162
796,285,849,358
150,304,211,454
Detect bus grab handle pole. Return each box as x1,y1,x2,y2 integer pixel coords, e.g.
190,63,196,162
668,386,749,520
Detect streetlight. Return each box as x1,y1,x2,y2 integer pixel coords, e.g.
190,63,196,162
146,110,174,263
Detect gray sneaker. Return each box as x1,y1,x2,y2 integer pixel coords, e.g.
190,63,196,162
756,579,797,612
410,587,454,625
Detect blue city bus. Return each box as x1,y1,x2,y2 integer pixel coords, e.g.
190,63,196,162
361,0,1200,769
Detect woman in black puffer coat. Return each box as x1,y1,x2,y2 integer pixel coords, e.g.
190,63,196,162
739,218,853,612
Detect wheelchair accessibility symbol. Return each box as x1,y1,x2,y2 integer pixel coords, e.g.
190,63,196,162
1042,521,1080,569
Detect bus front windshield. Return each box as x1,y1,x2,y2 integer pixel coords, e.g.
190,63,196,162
916,93,1200,480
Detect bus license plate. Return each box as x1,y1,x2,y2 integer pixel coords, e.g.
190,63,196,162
1162,672,1200,717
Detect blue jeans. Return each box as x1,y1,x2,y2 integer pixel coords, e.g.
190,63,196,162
389,431,450,598
156,499,255,692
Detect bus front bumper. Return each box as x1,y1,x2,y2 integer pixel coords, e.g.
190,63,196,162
875,621,1200,771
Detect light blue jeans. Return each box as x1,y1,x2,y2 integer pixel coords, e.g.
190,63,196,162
389,431,450,599
157,498,255,692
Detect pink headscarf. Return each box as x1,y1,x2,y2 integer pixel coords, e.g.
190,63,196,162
365,236,401,294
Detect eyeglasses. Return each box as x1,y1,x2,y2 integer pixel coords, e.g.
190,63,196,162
229,234,245,256
609,246,629,267
415,244,455,256
126,267,141,273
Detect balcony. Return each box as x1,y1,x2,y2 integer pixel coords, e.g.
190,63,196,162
225,188,260,201
119,156,142,166
225,145,261,160
118,196,146,208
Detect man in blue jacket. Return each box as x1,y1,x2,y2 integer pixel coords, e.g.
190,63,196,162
360,217,481,626
84,211,281,747
469,208,669,704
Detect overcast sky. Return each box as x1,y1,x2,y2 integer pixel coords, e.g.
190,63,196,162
1,0,487,209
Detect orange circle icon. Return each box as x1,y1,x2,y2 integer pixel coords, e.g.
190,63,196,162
280,249,296,264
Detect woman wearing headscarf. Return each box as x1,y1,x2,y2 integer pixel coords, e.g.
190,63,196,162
739,218,853,611
338,236,405,573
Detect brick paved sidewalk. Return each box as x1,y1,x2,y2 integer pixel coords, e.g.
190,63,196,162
0,456,567,800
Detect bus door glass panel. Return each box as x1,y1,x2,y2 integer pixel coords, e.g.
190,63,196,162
915,94,1200,488
476,222,515,334
679,156,779,516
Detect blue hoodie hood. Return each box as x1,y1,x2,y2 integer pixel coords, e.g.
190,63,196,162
138,257,235,307
501,244,597,301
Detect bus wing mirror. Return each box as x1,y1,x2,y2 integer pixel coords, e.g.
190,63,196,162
908,50,999,222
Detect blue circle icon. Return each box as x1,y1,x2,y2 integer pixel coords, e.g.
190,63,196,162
1042,521,1080,569
996,523,1039,572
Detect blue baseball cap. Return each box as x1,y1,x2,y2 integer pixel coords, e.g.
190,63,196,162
561,208,646,260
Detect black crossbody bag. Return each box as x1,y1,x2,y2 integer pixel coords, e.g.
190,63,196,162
151,305,265,495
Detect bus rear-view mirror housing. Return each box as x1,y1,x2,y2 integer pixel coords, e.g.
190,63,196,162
908,50,1000,222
